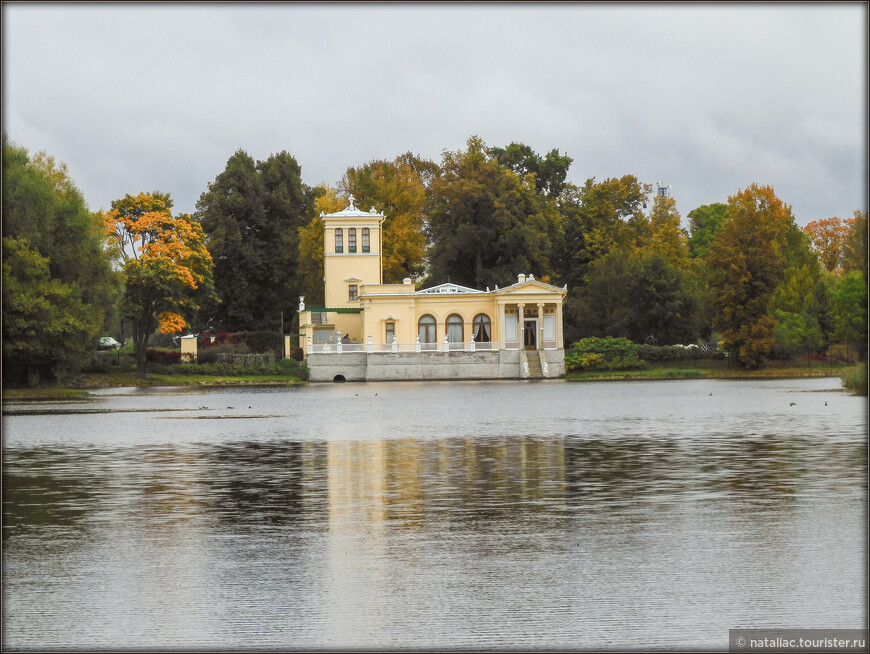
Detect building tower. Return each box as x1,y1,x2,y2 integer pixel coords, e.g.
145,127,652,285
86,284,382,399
321,195,385,309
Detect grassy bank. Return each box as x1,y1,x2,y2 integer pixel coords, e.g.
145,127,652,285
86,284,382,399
2,371,306,402
563,366,848,382
2,386,93,401
71,371,307,388
840,364,868,395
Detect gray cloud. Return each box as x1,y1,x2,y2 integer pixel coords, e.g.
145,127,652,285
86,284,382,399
3,3,866,225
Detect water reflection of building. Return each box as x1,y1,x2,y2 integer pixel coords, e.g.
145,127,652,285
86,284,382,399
325,436,569,530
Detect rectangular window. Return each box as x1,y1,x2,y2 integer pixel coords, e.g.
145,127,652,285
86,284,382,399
348,284,358,302
362,228,370,253
543,315,556,340
505,316,518,341
335,228,343,253
385,322,395,344
348,228,357,253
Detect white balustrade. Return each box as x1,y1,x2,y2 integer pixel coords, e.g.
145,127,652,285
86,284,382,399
310,341,497,354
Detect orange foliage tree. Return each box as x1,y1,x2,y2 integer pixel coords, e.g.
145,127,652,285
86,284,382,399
803,216,849,274
103,192,214,377
707,184,794,368
842,209,868,281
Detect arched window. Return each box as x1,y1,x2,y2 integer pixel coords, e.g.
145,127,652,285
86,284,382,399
446,314,464,343
473,314,491,343
335,228,343,253
418,315,436,344
348,228,357,253
362,227,370,253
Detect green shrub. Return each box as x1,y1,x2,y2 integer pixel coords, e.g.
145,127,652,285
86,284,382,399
152,355,308,380
565,337,644,372
83,351,136,373
197,342,249,364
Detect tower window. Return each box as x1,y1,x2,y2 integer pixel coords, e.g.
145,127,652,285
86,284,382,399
335,228,343,253
348,228,357,253
362,228,370,253
348,284,358,302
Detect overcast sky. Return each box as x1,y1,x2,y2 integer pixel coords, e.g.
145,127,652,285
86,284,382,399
3,3,867,227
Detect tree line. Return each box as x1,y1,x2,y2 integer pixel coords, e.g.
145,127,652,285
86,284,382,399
3,134,867,382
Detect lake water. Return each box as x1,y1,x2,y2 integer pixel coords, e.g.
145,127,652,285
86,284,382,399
2,378,867,650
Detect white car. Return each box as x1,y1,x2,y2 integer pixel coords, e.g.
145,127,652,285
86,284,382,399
98,337,122,350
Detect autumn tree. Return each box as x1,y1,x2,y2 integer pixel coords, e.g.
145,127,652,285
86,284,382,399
706,184,794,367
644,194,690,270
340,152,437,283
103,192,214,378
803,216,849,274
548,175,651,341
195,149,315,332
842,209,868,281
425,136,557,290
551,175,651,291
2,137,118,384
687,203,727,259
296,185,346,307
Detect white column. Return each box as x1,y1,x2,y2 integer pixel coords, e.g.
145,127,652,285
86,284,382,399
556,301,564,349
517,303,525,348
498,302,506,351
537,303,545,350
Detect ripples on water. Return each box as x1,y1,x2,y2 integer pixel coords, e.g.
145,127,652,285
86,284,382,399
2,378,867,649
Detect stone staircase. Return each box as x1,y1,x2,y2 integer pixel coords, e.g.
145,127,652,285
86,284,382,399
525,349,544,379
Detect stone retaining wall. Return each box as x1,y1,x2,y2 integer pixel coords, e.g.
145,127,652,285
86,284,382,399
305,350,563,382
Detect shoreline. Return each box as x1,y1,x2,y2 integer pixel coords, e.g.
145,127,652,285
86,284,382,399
562,366,849,382
2,366,857,402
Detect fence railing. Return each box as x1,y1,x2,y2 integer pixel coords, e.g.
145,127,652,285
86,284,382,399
307,340,498,354
305,339,561,354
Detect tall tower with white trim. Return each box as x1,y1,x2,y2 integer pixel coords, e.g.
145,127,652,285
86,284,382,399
321,195,385,309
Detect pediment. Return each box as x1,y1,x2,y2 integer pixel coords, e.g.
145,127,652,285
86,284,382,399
495,279,566,296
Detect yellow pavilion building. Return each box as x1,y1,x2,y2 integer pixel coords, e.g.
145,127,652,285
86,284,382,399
296,196,567,381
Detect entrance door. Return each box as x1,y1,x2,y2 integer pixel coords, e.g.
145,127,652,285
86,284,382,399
524,319,537,350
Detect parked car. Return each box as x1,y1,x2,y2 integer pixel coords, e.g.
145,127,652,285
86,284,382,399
98,336,122,350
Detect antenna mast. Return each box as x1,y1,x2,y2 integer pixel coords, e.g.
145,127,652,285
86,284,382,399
655,181,672,199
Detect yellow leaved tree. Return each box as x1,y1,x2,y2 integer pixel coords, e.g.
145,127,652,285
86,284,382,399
296,185,346,307
103,192,214,378
341,152,436,283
